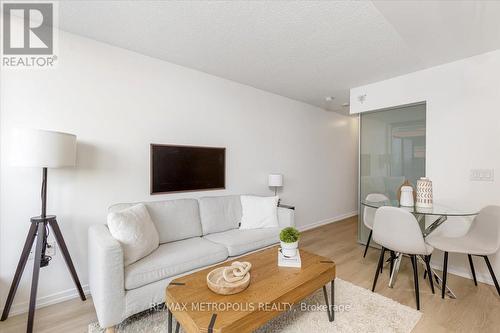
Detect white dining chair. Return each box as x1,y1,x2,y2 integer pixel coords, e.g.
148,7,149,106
371,206,434,310
363,193,389,258
426,205,500,298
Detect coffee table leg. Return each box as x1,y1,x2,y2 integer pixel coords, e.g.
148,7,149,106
167,307,181,333
168,308,172,333
322,279,335,322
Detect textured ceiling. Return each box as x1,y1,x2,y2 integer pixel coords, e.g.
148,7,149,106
56,1,500,113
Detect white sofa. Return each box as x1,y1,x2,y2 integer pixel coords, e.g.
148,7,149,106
88,195,295,329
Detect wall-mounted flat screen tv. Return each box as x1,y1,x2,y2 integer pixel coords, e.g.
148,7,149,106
150,144,225,194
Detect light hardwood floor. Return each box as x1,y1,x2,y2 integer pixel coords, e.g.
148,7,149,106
1,216,499,332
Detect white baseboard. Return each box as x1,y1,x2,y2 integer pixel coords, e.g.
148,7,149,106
430,262,495,286
4,211,358,316
298,210,358,232
7,284,91,317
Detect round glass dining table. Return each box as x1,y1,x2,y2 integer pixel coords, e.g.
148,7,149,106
361,199,479,237
360,199,479,299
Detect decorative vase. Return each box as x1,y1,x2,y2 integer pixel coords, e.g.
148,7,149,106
416,177,433,208
400,185,414,207
280,241,298,257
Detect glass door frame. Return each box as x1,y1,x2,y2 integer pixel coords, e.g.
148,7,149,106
357,101,427,244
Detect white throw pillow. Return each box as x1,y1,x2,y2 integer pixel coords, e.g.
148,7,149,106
107,204,160,266
239,195,279,229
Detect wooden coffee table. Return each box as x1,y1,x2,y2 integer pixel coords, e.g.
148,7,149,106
165,246,336,333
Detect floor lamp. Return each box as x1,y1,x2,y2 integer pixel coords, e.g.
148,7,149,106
0,128,86,333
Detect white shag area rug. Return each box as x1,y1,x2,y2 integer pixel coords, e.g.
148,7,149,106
89,278,421,333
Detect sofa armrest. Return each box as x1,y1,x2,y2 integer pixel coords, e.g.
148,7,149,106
88,224,125,328
278,206,295,228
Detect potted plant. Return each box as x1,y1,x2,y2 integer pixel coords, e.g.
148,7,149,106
279,227,300,257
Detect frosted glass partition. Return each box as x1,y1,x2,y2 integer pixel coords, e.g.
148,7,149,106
358,104,426,243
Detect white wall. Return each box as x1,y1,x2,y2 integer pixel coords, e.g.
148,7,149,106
351,49,500,285
0,21,358,314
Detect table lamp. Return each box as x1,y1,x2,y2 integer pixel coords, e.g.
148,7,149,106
268,173,283,196
1,128,86,333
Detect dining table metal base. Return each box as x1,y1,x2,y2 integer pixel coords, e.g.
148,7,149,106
423,215,448,237
387,253,456,299
417,255,456,299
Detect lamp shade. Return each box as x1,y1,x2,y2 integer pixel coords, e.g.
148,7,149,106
268,174,283,187
10,128,77,168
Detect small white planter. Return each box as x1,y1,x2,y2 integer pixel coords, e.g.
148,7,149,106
280,241,298,257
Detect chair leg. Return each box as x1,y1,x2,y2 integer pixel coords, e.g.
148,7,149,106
483,256,500,296
425,255,435,294
363,230,372,258
372,247,386,292
389,251,395,276
410,255,420,310
423,254,432,280
442,252,449,299
379,249,384,274
468,254,478,286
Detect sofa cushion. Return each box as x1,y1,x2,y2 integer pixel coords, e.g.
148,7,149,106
199,195,242,235
124,237,228,290
107,204,160,266
109,199,202,244
203,228,280,256
240,195,279,230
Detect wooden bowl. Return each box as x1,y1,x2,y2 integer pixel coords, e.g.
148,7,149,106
206,267,250,295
